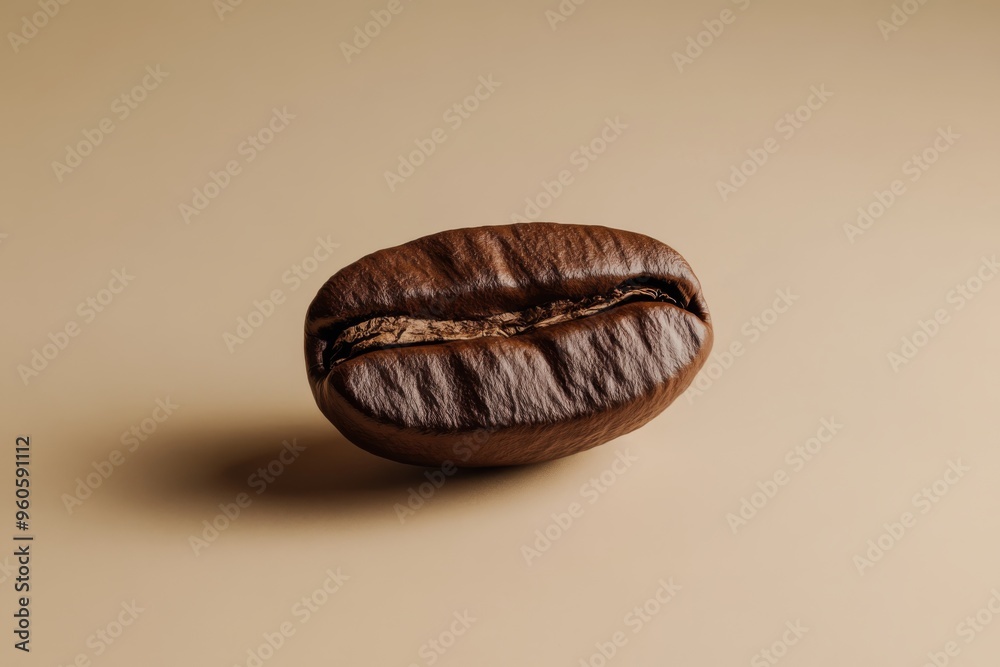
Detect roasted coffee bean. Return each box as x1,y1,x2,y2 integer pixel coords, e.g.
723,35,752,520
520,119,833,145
304,222,713,467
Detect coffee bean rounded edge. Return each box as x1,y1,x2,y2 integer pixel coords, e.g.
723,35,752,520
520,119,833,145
304,222,713,467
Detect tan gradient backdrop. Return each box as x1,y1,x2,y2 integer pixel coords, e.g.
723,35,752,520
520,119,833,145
2,0,999,664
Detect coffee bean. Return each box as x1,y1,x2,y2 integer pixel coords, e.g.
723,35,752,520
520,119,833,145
304,222,713,466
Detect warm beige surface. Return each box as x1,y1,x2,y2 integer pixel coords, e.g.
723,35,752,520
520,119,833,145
3,0,999,665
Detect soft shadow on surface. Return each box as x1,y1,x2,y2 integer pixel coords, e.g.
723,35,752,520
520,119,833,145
110,420,565,515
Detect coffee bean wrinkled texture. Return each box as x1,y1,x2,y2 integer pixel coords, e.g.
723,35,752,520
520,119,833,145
305,222,713,466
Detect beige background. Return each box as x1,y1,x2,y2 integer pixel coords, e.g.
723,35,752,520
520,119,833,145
3,0,999,664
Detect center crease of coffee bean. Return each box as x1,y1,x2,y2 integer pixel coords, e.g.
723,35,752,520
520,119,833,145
324,280,683,368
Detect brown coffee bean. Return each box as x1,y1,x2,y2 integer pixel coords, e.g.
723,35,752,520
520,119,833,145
304,222,713,466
